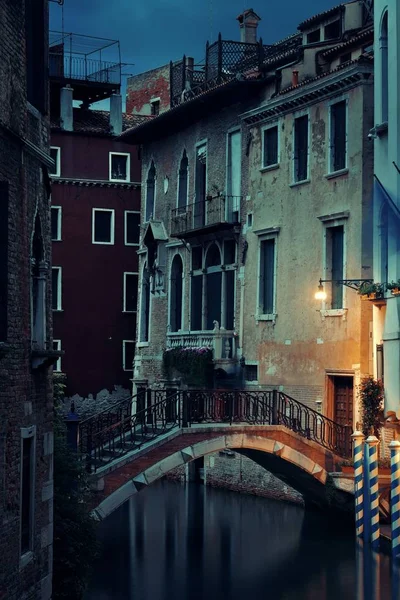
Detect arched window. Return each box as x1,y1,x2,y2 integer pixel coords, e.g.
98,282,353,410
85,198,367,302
170,255,183,332
178,151,188,213
145,161,156,221
140,263,151,342
205,243,222,330
380,11,388,123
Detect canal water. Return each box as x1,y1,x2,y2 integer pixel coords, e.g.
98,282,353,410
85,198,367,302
86,480,395,600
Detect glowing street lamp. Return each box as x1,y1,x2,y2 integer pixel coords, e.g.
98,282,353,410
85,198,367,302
315,282,327,301
314,278,373,300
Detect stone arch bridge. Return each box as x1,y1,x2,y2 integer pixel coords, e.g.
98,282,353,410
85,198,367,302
74,389,362,519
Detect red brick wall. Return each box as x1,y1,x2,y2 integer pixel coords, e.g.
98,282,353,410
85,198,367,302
0,1,54,597
126,64,171,116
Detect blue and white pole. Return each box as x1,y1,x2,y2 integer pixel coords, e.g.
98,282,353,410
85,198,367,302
390,440,400,560
352,430,365,538
365,434,380,549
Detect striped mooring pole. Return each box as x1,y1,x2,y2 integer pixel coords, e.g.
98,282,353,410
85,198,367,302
390,440,400,560
365,435,380,549
352,430,365,538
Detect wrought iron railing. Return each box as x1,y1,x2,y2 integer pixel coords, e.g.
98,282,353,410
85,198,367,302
49,53,121,85
171,196,240,236
78,389,352,472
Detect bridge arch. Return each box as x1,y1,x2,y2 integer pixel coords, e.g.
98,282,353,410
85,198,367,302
92,429,331,521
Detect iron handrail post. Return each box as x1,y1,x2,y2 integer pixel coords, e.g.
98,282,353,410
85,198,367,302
272,389,278,425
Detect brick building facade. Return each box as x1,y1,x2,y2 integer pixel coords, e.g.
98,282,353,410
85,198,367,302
0,0,56,598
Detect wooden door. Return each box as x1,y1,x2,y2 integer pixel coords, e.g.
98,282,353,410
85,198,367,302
333,376,353,426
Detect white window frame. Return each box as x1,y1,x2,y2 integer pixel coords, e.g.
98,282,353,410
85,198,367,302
122,339,135,371
51,206,62,241
319,214,348,317
124,210,140,246
52,266,62,311
255,228,279,321
292,110,310,185
20,426,36,565
50,146,61,177
92,208,115,245
261,122,280,170
53,339,61,371
327,96,349,175
123,272,138,313
109,152,131,183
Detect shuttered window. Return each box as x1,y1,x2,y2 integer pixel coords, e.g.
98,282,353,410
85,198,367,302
0,182,8,341
330,101,347,172
294,115,308,182
263,126,278,167
330,226,344,309
259,239,275,315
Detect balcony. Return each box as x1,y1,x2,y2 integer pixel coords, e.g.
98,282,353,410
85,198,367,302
49,32,122,103
171,195,240,239
167,329,238,362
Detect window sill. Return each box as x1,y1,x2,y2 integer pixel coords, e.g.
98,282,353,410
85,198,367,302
320,308,348,321
52,309,63,313
325,168,349,180
51,238,62,242
110,178,131,184
289,179,310,188
125,243,140,247
20,551,34,570
92,241,115,246
260,164,279,174
122,310,137,314
136,342,149,348
256,313,277,322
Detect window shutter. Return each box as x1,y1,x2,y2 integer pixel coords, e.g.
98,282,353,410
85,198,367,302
0,182,8,340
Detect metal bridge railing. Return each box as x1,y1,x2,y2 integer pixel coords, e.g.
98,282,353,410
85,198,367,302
76,389,352,472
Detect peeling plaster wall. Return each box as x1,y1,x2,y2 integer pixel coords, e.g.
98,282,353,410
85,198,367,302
126,64,171,116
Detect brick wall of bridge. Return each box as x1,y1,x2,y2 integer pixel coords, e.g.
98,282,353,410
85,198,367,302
167,451,304,505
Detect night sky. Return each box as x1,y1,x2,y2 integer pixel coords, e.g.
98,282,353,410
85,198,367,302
50,0,339,106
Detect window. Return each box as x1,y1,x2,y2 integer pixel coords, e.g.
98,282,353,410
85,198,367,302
307,29,320,44
245,364,258,382
194,143,207,228
293,115,309,182
109,152,130,182
190,242,236,331
324,20,340,40
0,182,9,341
150,99,160,116
123,340,135,371
125,211,140,245
329,100,347,173
92,209,115,244
262,125,279,168
226,130,241,222
25,0,45,112
177,150,188,213
139,264,151,342
259,238,276,316
380,11,388,124
170,255,183,332
326,225,344,309
52,267,62,311
124,272,138,312
50,147,61,177
51,206,62,241
145,161,156,221
20,427,36,557
53,340,61,372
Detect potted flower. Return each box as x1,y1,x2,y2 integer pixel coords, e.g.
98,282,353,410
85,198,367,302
358,282,384,300
386,280,400,296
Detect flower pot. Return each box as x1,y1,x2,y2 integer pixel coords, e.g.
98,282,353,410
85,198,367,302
390,288,400,296
341,465,354,475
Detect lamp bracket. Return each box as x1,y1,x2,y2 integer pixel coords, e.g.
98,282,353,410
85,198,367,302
319,278,373,291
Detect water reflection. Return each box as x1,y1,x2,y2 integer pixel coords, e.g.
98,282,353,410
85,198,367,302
86,480,393,600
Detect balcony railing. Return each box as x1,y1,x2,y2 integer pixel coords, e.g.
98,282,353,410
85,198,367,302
49,53,121,85
167,329,237,361
171,195,240,237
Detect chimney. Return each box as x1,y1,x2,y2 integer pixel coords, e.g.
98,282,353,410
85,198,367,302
236,8,261,44
110,93,122,136
60,86,73,131
292,70,299,87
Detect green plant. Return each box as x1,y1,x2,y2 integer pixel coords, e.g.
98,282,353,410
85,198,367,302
53,374,99,599
163,346,213,386
358,376,384,439
386,280,400,290
358,282,384,296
